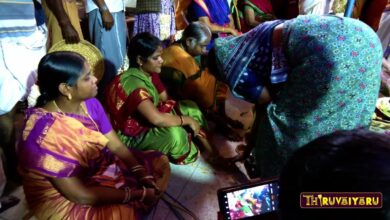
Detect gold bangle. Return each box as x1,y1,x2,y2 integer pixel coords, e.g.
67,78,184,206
130,165,145,173
123,187,131,203
140,175,154,181
139,186,147,202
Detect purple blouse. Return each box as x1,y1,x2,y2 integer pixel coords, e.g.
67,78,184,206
85,98,112,134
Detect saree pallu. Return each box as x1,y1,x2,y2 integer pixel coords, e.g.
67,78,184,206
161,44,228,111
214,20,286,102
106,68,207,164
18,106,170,219
254,15,383,178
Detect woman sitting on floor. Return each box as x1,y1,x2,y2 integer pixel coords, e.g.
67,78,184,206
187,0,239,49
209,15,383,178
235,0,276,33
105,32,224,165
160,22,245,141
18,51,170,220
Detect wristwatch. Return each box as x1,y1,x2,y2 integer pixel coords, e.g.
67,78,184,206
99,5,109,12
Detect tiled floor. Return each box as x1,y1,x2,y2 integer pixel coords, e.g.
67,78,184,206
139,95,255,220
146,155,249,220
0,185,29,220
0,93,254,220
0,140,250,220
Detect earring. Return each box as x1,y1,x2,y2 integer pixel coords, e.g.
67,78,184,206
67,94,72,101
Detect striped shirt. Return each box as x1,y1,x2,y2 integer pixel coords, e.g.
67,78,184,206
0,0,37,38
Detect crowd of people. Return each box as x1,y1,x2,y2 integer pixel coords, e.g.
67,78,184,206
1,0,390,219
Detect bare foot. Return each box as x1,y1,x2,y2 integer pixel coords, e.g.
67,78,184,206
218,125,244,142
229,144,251,162
204,153,241,170
225,117,244,129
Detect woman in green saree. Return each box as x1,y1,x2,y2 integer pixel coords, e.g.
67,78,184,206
105,32,219,165
234,0,276,33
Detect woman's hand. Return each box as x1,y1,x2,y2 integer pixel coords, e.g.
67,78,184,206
141,188,161,210
229,28,240,36
130,165,160,192
185,116,200,135
139,175,160,193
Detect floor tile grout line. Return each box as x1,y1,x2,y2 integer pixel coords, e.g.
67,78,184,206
151,159,202,220
168,158,216,220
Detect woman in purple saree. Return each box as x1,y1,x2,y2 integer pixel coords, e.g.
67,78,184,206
18,51,170,219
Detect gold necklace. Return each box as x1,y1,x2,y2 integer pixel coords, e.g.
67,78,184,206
52,100,65,114
80,104,100,132
52,100,84,115
52,100,100,132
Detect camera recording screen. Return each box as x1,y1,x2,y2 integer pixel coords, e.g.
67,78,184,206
223,181,279,220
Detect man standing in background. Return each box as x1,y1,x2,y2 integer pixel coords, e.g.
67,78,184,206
86,0,127,98
42,0,83,47
0,0,46,182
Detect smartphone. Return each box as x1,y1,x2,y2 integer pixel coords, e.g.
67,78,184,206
217,178,279,220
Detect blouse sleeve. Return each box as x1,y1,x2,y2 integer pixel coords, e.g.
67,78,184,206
85,98,113,134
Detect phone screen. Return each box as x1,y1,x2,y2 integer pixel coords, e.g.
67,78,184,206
222,181,279,220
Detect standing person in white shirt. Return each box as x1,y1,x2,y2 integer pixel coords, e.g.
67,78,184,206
298,0,334,15
0,0,46,181
86,0,127,99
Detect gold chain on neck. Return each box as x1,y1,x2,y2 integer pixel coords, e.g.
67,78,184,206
52,100,100,132
52,100,65,114
80,103,100,132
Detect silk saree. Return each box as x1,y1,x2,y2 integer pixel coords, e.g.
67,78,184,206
214,15,382,178
255,15,382,178
161,44,228,111
105,68,207,164
18,98,170,220
236,0,276,33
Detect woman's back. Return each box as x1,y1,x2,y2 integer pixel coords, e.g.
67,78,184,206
255,15,383,178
